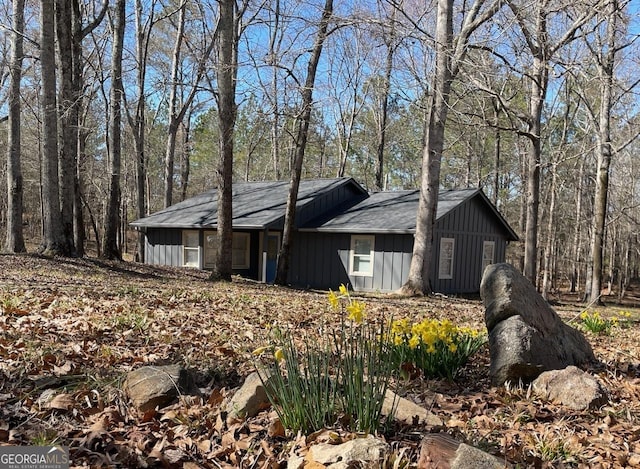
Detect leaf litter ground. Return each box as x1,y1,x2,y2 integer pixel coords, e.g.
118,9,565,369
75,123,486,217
0,254,639,468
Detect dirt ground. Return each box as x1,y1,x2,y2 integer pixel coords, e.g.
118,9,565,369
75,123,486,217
0,254,638,468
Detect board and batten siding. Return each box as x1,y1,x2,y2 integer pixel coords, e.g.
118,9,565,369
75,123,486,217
289,232,413,293
431,196,509,294
145,228,183,267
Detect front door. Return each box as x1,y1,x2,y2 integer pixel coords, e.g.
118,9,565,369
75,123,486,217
265,234,280,283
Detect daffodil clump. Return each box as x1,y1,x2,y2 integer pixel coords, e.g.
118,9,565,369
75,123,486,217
580,310,632,334
254,285,396,435
388,317,486,380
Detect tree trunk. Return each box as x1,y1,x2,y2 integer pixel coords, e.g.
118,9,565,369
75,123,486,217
274,0,333,286
570,156,585,293
180,118,192,201
39,0,67,256
56,0,77,255
5,0,26,253
163,4,186,209
374,29,395,191
211,0,237,282
522,50,547,285
400,0,454,296
102,0,125,260
587,0,618,304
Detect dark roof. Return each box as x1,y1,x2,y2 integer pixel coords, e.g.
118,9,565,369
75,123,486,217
130,178,366,229
131,178,517,241
302,188,518,240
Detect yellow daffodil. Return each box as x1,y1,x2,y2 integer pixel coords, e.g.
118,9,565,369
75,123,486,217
328,290,340,309
408,334,421,349
346,300,365,323
339,284,349,296
252,345,271,356
274,348,284,361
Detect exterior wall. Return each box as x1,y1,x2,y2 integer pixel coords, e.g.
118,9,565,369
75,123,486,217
144,228,261,280
431,196,509,294
145,228,183,267
289,232,413,293
143,193,512,295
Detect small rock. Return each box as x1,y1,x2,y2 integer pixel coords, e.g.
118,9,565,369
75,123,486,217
532,366,609,410
382,390,442,427
418,433,511,469
124,364,195,412
225,371,271,422
305,435,390,468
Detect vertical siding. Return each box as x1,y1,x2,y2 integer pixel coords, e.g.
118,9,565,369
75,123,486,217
290,232,414,293
145,228,182,267
432,195,511,294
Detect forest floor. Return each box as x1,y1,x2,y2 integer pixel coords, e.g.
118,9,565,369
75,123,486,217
0,254,639,468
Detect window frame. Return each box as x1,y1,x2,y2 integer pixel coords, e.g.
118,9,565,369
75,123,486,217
438,237,455,280
349,235,375,277
482,240,495,272
232,232,251,270
203,231,251,270
182,230,201,268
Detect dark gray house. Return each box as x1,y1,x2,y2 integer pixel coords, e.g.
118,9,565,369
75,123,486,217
130,178,518,294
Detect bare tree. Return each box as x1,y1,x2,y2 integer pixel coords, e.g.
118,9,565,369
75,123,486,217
401,0,503,295
210,0,236,281
274,0,334,286
102,0,126,260
5,0,26,253
163,2,217,208
582,0,632,303
40,0,68,255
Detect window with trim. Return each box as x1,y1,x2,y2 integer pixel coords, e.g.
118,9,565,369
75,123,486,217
204,232,218,269
350,235,374,276
482,240,495,272
182,230,200,267
232,232,250,269
203,231,250,269
438,238,455,279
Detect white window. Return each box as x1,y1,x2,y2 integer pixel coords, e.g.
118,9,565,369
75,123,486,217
182,230,200,268
482,240,495,272
232,233,251,269
350,235,375,276
438,238,455,279
203,231,250,269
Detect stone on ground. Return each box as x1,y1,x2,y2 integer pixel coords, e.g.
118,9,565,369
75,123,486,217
289,435,390,469
382,389,442,427
532,366,609,410
225,371,271,422
124,364,195,412
480,263,596,385
418,433,511,469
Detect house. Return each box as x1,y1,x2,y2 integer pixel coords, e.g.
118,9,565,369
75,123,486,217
130,177,518,294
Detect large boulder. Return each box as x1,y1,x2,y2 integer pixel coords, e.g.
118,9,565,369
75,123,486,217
480,263,596,385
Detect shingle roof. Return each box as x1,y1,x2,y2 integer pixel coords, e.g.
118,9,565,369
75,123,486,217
130,178,365,229
302,188,518,240
130,178,517,241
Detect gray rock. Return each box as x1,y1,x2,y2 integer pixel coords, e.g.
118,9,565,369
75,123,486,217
382,390,442,427
532,366,609,410
124,364,195,412
306,435,390,468
481,263,596,385
225,371,271,422
418,433,511,469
